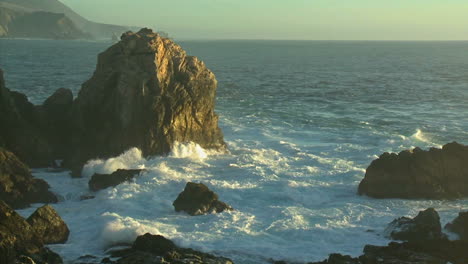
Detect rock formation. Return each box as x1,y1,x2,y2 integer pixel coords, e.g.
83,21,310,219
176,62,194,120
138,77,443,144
88,169,144,191
384,208,446,242
173,182,232,216
358,142,468,199
445,211,468,240
0,148,57,209
107,233,233,264
27,205,70,244
0,200,63,264
69,28,225,168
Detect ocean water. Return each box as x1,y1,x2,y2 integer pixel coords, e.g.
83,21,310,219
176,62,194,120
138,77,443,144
1,38,468,263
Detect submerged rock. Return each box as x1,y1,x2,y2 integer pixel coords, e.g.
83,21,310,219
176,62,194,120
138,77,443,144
0,148,57,209
385,208,446,242
173,182,232,215
27,205,70,244
69,28,225,168
108,233,233,264
0,200,63,264
88,169,145,191
358,142,468,199
445,211,468,240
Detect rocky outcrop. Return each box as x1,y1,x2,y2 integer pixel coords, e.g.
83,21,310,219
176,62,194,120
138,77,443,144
0,200,63,264
69,28,225,168
88,169,144,191
173,182,232,216
384,208,446,242
0,148,57,209
358,142,468,199
107,233,233,264
27,205,70,244
445,211,468,240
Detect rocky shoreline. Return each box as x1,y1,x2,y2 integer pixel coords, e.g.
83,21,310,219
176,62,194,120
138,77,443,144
0,27,467,263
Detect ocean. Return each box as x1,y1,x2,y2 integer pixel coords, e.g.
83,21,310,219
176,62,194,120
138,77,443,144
1,38,468,263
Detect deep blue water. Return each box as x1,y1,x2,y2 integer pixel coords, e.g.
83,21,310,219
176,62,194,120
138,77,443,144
1,38,468,263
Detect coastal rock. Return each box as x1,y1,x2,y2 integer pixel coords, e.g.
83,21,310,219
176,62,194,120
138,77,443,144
0,200,63,264
27,205,70,244
69,28,225,169
108,233,233,264
173,182,232,215
445,211,468,240
384,208,446,242
0,148,57,209
358,142,468,199
88,169,144,191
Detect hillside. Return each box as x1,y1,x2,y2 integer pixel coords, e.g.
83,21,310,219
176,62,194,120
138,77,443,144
0,0,134,39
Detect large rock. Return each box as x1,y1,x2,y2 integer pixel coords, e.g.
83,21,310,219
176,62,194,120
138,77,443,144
68,28,225,168
0,200,63,264
445,211,468,240
384,208,446,242
27,205,70,244
88,169,144,191
108,233,233,264
358,142,468,199
0,148,57,209
173,182,232,216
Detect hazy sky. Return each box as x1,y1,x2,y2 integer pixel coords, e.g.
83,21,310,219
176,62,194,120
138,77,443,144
60,0,468,40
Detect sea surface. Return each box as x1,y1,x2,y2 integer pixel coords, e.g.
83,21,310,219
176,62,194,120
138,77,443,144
1,38,468,263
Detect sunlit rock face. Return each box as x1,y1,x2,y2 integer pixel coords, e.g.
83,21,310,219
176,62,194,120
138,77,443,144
70,28,225,166
358,142,468,199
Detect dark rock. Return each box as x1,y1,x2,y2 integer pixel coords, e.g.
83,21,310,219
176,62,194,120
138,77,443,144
307,254,360,264
88,169,144,191
27,205,70,244
445,211,468,240
173,182,232,215
358,142,468,199
68,28,225,169
108,233,233,264
0,148,57,209
0,200,63,264
385,208,446,242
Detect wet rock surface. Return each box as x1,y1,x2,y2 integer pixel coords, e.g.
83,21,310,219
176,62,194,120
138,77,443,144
358,142,468,199
385,208,446,242
0,200,63,264
0,148,57,209
27,205,70,244
106,233,233,264
173,182,233,215
88,169,144,191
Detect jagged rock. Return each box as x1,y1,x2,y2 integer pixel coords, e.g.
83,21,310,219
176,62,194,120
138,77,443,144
0,200,63,264
27,205,70,244
173,182,232,216
0,69,54,167
385,208,446,242
108,233,233,264
445,211,468,240
307,254,360,264
68,28,225,169
88,169,144,191
0,148,57,209
358,142,468,199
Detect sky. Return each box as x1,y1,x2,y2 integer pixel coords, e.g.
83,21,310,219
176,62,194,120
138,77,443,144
59,0,468,40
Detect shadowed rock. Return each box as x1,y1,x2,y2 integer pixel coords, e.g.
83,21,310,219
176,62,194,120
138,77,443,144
68,28,225,169
358,142,468,199
109,233,233,264
27,205,70,244
385,208,446,242
445,211,468,240
88,169,144,191
0,200,63,264
0,148,57,209
173,182,232,216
